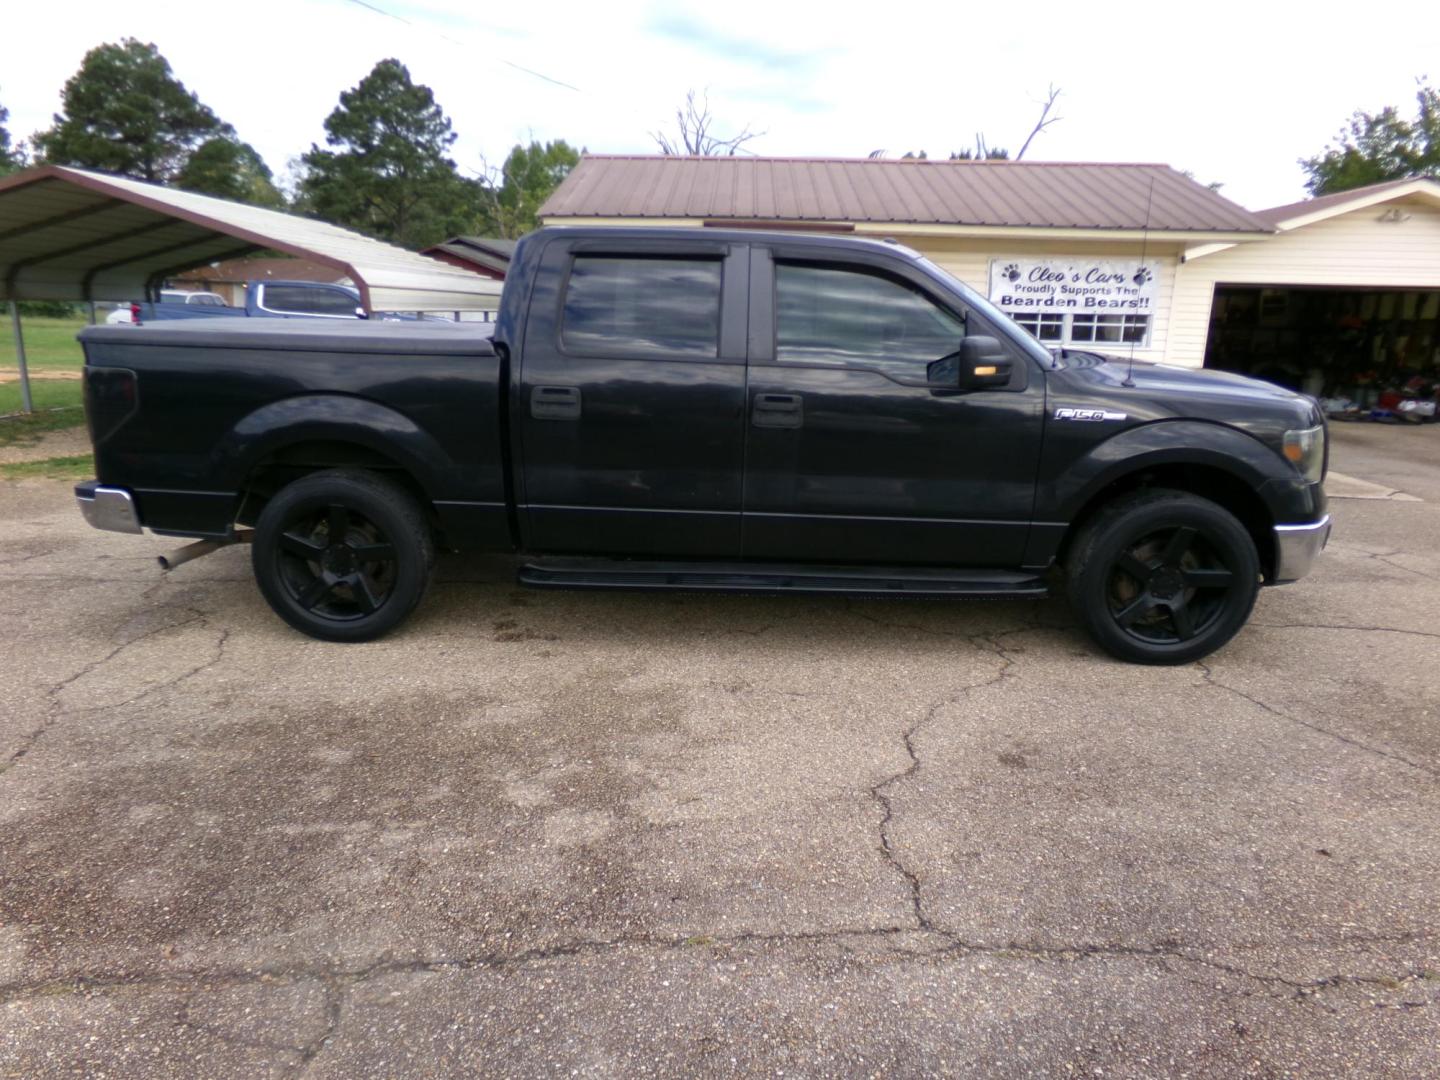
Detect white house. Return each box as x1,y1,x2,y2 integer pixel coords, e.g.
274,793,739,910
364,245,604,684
1170,177,1440,393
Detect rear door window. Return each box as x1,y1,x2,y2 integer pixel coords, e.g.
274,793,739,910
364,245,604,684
561,255,722,358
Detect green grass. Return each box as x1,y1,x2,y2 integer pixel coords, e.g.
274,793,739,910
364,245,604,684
0,311,89,428
0,403,87,447
0,313,89,372
0,380,84,420
0,453,93,481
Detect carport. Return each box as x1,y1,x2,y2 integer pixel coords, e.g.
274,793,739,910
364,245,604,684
0,165,504,412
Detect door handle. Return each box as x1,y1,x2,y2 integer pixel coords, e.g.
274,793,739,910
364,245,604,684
752,392,802,429
530,385,582,420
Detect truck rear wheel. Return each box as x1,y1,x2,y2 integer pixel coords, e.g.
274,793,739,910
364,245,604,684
1066,489,1260,665
252,469,434,642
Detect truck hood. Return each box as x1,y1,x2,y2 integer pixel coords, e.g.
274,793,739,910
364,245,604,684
1046,350,1321,438
1054,349,1298,399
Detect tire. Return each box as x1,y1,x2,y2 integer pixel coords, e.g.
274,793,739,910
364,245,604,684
251,469,435,642
1066,488,1260,665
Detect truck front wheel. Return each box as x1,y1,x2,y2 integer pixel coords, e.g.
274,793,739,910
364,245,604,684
251,469,435,642
1066,489,1260,665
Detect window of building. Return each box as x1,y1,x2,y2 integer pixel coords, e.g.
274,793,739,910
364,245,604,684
561,255,723,357
1011,312,1064,343
1012,311,1151,347
1069,313,1149,345
775,262,965,374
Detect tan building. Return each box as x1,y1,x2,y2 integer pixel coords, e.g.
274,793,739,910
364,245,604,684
172,256,350,307
539,157,1440,397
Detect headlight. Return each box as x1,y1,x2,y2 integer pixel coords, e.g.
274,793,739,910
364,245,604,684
1282,424,1325,483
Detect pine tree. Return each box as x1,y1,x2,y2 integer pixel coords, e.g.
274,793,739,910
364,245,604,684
33,40,227,183
299,60,480,248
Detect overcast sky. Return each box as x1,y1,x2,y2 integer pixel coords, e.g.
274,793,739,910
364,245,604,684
6,0,1438,210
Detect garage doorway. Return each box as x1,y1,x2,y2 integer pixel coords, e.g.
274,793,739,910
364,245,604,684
1205,286,1440,397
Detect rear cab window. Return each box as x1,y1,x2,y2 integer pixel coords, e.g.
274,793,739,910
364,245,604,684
260,284,360,317
560,255,723,357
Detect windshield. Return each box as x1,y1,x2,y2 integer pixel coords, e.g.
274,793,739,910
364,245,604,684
912,255,1055,369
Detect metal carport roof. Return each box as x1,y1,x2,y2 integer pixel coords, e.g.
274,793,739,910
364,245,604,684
0,166,502,312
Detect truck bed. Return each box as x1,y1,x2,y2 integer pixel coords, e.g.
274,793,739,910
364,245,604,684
79,318,508,547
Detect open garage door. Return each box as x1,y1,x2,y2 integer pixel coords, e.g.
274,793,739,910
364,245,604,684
1205,285,1440,405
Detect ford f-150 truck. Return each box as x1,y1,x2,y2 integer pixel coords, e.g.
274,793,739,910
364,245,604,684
74,227,1330,663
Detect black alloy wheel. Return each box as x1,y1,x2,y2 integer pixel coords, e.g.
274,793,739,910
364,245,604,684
1106,525,1235,645
1067,489,1260,664
252,469,434,642
276,502,398,621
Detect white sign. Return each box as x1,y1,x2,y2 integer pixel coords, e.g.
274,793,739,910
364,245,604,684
988,257,1158,314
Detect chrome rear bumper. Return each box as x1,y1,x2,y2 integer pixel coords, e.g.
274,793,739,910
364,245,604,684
75,481,142,534
1273,514,1330,583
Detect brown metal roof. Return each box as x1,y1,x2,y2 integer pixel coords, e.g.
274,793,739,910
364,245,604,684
539,155,1272,234
1254,177,1437,226
419,236,517,277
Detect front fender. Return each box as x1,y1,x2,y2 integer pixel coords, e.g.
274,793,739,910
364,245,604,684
212,393,457,496
1040,419,1294,523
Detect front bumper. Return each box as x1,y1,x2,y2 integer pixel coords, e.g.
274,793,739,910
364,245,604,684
75,481,142,534
1272,514,1330,583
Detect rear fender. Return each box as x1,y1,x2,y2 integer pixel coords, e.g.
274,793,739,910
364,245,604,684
213,394,453,496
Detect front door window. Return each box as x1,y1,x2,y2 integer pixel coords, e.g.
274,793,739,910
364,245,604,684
775,262,966,376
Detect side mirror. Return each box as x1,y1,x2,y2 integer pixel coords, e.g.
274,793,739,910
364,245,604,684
955,336,1012,389
355,307,369,320
927,337,1013,388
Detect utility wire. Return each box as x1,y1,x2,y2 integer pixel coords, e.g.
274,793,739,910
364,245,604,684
345,0,581,92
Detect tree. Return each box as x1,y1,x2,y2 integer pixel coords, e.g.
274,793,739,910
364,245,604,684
1181,169,1225,193
874,144,1010,161
33,39,228,182
1012,85,1062,160
177,136,284,207
477,139,580,238
1301,79,1440,195
299,59,480,249
652,90,762,156
0,91,21,174
869,86,1060,163
947,146,1011,161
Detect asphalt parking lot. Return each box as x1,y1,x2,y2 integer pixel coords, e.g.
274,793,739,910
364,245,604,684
2,424,1438,1078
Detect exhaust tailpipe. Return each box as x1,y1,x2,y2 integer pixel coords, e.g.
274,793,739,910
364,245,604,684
157,530,253,572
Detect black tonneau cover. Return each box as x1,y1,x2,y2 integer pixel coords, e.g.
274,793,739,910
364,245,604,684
79,317,496,357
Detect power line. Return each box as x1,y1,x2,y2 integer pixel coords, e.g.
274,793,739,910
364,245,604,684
345,0,581,93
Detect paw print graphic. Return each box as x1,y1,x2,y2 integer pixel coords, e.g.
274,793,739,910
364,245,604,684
1001,263,1022,282
1132,266,1153,286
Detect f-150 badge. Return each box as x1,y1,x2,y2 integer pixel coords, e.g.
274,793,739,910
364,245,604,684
1054,408,1128,422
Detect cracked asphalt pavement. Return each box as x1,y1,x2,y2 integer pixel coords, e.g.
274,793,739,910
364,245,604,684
2,424,1438,1077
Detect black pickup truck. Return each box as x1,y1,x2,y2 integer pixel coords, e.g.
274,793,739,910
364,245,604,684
74,227,1329,663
